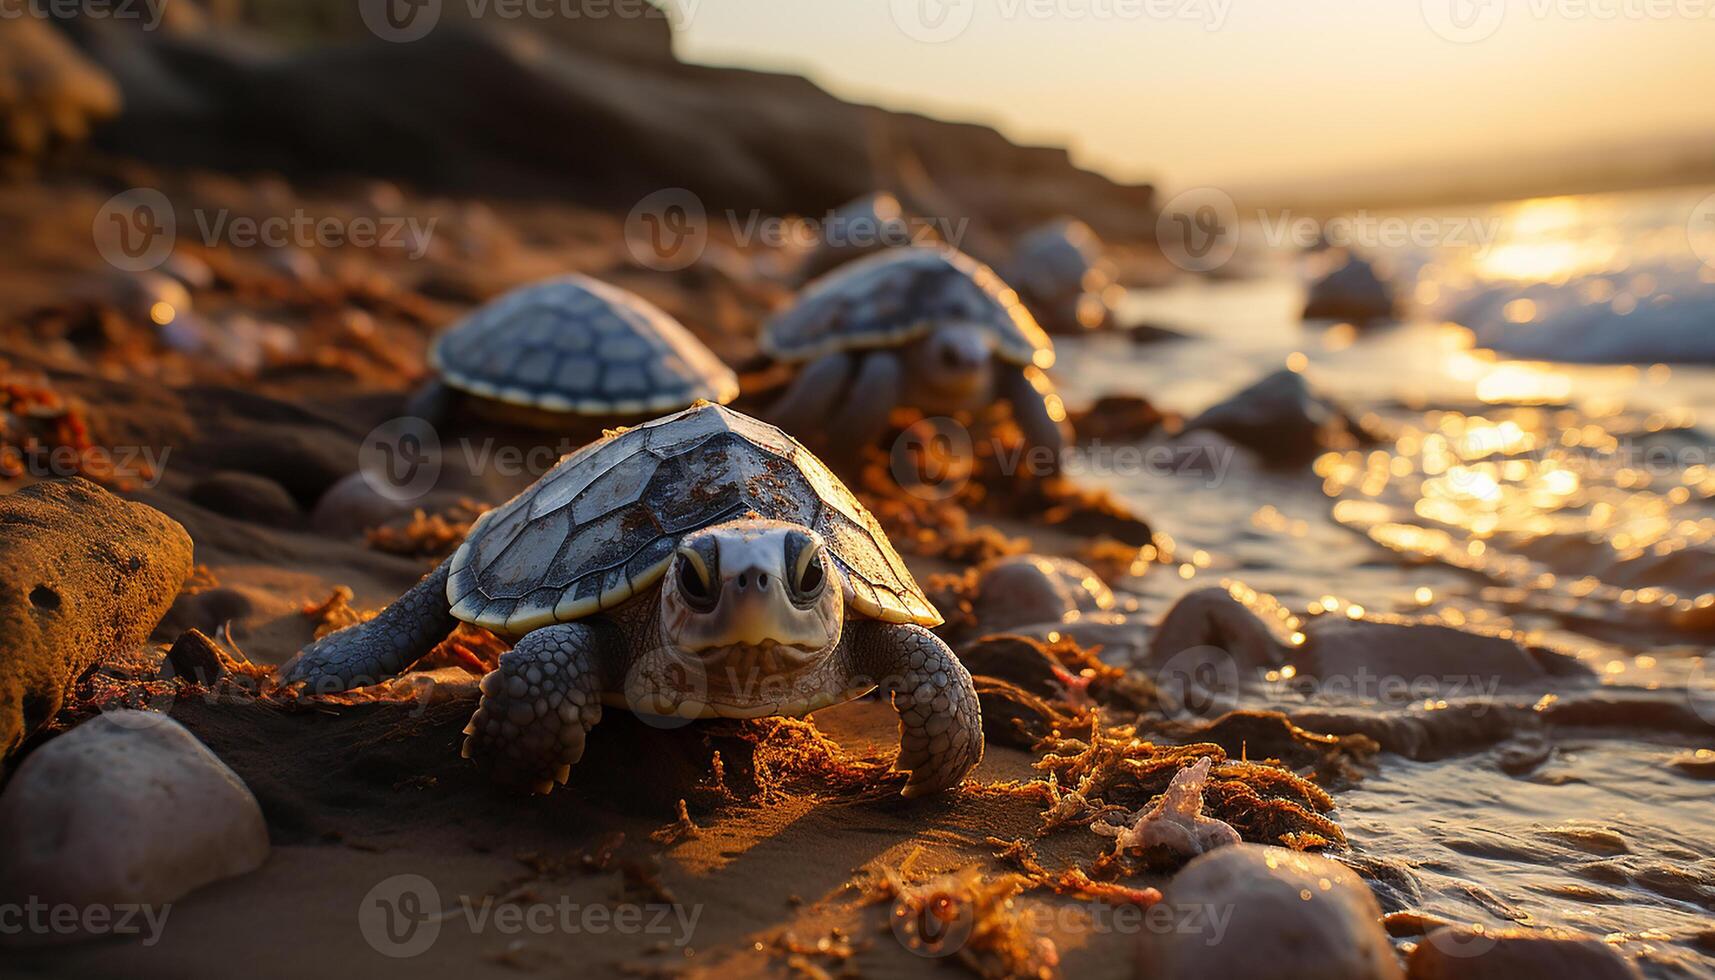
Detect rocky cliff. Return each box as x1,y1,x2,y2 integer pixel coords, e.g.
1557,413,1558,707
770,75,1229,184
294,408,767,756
37,7,1155,240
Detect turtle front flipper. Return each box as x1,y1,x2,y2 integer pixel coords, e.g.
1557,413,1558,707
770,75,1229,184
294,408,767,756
841,621,983,797
280,558,459,693
769,351,854,437
461,622,611,794
402,378,455,426
828,350,904,452
998,363,1068,475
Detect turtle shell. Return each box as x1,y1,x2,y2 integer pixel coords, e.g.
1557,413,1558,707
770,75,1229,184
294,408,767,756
761,246,1054,369
446,403,939,636
429,274,739,415
1006,219,1110,299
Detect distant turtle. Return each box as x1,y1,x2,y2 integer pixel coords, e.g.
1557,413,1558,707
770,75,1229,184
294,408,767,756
794,191,920,284
1003,219,1118,334
764,246,1067,466
280,403,983,797
409,275,739,429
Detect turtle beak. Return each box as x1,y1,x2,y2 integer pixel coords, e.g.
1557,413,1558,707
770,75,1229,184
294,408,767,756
920,322,995,402
715,562,796,647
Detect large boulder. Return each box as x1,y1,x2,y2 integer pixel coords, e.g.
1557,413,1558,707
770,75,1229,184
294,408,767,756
1139,844,1403,980
0,712,268,946
0,479,193,763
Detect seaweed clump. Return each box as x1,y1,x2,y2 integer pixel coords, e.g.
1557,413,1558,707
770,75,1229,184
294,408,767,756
0,362,150,488
876,862,1059,980
728,716,902,801
1019,713,1346,863
365,499,491,558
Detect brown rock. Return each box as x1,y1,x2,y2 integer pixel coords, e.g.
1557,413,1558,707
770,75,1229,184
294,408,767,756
0,18,119,168
1408,926,1642,980
0,479,193,764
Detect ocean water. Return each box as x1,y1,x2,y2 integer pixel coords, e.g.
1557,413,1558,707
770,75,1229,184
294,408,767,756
1052,186,1715,975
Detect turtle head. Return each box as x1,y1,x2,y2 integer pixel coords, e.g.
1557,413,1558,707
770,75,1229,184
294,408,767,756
908,322,996,411
661,518,844,667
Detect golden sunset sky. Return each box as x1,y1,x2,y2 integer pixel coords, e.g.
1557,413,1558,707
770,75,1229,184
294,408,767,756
676,0,1715,193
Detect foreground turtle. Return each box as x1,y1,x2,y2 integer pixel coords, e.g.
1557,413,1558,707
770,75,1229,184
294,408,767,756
280,403,982,797
764,246,1067,465
409,274,739,428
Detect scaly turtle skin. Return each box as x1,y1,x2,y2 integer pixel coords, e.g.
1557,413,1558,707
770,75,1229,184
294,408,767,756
763,246,1068,467
409,275,738,428
280,403,982,797
1003,219,1118,335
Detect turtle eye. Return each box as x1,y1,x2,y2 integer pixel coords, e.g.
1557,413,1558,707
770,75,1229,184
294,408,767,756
676,549,716,610
793,550,827,602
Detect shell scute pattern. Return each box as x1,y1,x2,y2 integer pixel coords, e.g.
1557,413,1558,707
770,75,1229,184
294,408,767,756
761,246,1053,368
448,404,937,635
430,274,739,414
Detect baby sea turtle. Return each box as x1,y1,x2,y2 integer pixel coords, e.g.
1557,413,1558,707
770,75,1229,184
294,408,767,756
794,191,919,284
409,274,738,428
1003,218,1118,334
764,245,1067,464
279,403,983,797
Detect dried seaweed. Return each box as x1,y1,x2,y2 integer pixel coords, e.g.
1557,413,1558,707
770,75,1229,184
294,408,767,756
365,499,491,558
0,362,150,488
735,716,900,800
649,799,701,846
1028,713,1345,854
876,865,1059,980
